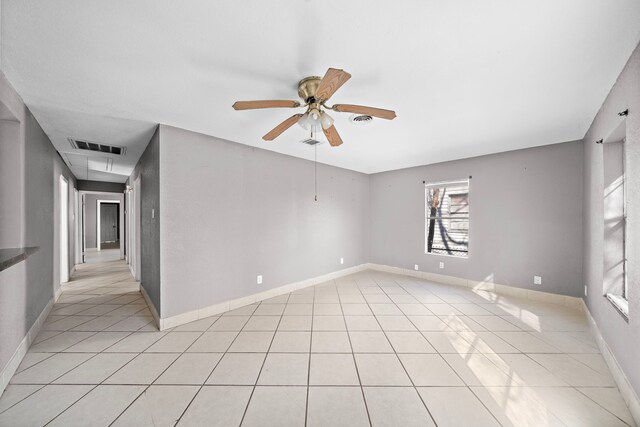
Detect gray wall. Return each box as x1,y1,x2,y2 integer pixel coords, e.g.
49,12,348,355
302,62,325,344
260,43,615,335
77,180,125,193
128,127,161,315
159,125,370,318
370,141,584,296
84,193,121,249
0,119,21,249
583,42,640,396
0,70,76,380
29,113,77,296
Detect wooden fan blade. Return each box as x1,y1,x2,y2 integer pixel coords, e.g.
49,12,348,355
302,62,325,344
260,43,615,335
233,100,301,110
315,68,352,101
262,114,303,141
322,125,343,147
332,104,396,120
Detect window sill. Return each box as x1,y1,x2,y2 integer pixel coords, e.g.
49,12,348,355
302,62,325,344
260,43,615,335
605,293,629,320
424,251,468,259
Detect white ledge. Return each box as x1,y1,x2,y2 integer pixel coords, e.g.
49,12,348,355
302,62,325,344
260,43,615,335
606,293,629,319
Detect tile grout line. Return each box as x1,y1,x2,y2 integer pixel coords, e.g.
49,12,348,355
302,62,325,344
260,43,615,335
167,297,281,425
304,283,316,427
393,276,527,427
38,292,151,347
360,274,439,427
109,315,230,426
237,297,287,426
572,386,634,426
408,278,529,426
0,301,149,413
172,312,242,426
3,305,146,413
337,278,373,427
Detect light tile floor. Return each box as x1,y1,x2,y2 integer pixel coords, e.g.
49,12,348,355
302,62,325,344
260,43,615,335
0,259,636,426
84,249,121,264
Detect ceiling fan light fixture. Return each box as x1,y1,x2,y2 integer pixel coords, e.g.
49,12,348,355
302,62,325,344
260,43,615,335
320,111,334,130
309,108,321,121
298,109,322,132
297,112,311,130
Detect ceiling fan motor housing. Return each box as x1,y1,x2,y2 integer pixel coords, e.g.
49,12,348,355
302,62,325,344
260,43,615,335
297,76,322,103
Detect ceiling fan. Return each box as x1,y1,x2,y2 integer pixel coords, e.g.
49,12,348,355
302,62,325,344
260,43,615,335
232,68,396,147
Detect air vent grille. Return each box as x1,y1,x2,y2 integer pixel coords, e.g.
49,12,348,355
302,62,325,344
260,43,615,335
301,138,323,146
68,138,125,155
349,114,373,124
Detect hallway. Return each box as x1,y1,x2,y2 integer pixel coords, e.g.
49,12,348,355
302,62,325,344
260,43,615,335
83,249,122,264
0,258,635,426
0,259,155,426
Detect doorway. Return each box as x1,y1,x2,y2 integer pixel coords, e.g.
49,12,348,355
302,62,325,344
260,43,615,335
59,176,69,283
79,191,125,263
98,202,120,249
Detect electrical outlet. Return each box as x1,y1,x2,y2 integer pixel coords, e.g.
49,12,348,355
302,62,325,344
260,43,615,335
584,285,588,296
439,262,444,269
257,275,263,285
414,264,419,271
534,276,542,285
340,257,344,265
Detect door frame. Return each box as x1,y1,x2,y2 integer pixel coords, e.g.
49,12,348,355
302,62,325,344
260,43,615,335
97,199,122,251
59,176,69,284
125,188,131,262
133,176,141,281
78,191,125,262
74,189,82,265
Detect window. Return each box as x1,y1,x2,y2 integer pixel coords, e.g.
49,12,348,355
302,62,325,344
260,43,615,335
425,179,469,257
602,117,628,317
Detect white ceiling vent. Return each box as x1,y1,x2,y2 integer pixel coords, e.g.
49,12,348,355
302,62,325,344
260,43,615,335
300,138,324,146
349,114,373,124
68,138,126,155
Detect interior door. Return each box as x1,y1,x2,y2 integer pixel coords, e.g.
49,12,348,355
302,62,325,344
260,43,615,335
100,203,118,243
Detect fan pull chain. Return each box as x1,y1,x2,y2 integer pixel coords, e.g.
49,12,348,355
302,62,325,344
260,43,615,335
314,139,318,202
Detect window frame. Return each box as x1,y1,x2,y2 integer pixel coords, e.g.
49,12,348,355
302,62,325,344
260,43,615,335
601,116,629,319
424,178,470,258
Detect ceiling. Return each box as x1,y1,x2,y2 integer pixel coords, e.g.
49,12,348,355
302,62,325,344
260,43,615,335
2,1,640,182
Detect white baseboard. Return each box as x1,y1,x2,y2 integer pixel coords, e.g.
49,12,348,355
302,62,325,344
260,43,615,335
157,264,368,330
155,263,585,330
55,286,63,302
581,300,640,425
0,296,55,397
140,285,161,330
366,263,584,310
